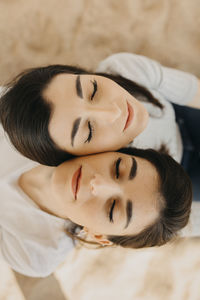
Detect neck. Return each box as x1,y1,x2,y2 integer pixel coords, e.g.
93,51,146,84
18,165,57,215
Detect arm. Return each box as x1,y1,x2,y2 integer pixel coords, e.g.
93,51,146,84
97,53,199,108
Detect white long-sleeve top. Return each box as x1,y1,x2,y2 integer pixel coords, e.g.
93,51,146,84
97,53,199,162
0,126,74,277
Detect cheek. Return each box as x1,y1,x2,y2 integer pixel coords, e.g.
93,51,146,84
94,126,130,148
66,201,99,225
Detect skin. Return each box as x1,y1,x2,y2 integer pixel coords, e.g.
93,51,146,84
43,74,149,155
19,152,160,244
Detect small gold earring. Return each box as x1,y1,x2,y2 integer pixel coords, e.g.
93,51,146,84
100,240,113,246
94,234,103,239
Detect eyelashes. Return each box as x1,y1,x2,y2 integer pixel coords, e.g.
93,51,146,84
108,158,124,223
84,121,93,143
109,199,116,223
84,79,97,144
90,79,97,100
108,158,121,222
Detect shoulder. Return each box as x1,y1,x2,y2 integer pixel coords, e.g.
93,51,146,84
97,52,160,71
97,52,162,89
0,127,32,179
0,208,74,277
97,52,147,72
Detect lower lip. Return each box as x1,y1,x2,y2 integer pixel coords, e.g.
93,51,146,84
123,101,134,131
72,166,82,199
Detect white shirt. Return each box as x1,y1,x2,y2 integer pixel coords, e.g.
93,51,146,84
97,53,198,162
0,128,74,277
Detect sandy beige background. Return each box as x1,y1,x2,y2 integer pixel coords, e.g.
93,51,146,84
0,0,200,299
1,0,200,84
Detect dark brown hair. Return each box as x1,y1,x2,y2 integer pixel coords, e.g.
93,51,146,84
0,64,162,166
67,147,192,249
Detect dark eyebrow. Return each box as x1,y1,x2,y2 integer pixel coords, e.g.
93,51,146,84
76,75,83,99
129,157,137,180
71,117,81,146
124,200,132,229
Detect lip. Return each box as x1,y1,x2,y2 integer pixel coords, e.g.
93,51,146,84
72,166,82,200
123,101,134,131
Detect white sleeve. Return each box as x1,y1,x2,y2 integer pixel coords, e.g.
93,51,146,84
0,227,73,278
0,86,5,96
97,52,199,106
0,228,51,277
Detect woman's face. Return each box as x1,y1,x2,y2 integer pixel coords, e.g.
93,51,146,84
49,152,160,237
44,74,149,155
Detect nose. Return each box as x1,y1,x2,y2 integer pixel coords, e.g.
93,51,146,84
90,174,121,197
87,102,121,124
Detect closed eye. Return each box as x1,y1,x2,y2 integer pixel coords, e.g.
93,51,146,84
109,200,116,223
115,158,122,179
90,79,97,100
84,121,93,143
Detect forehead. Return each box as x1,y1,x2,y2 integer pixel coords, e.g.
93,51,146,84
123,158,160,236
43,73,77,102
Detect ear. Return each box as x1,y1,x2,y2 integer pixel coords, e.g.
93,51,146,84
83,227,113,246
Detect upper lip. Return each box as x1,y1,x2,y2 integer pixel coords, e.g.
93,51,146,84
72,166,82,200
123,100,134,131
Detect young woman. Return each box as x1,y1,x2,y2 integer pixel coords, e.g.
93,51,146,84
0,53,199,198
0,131,192,277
